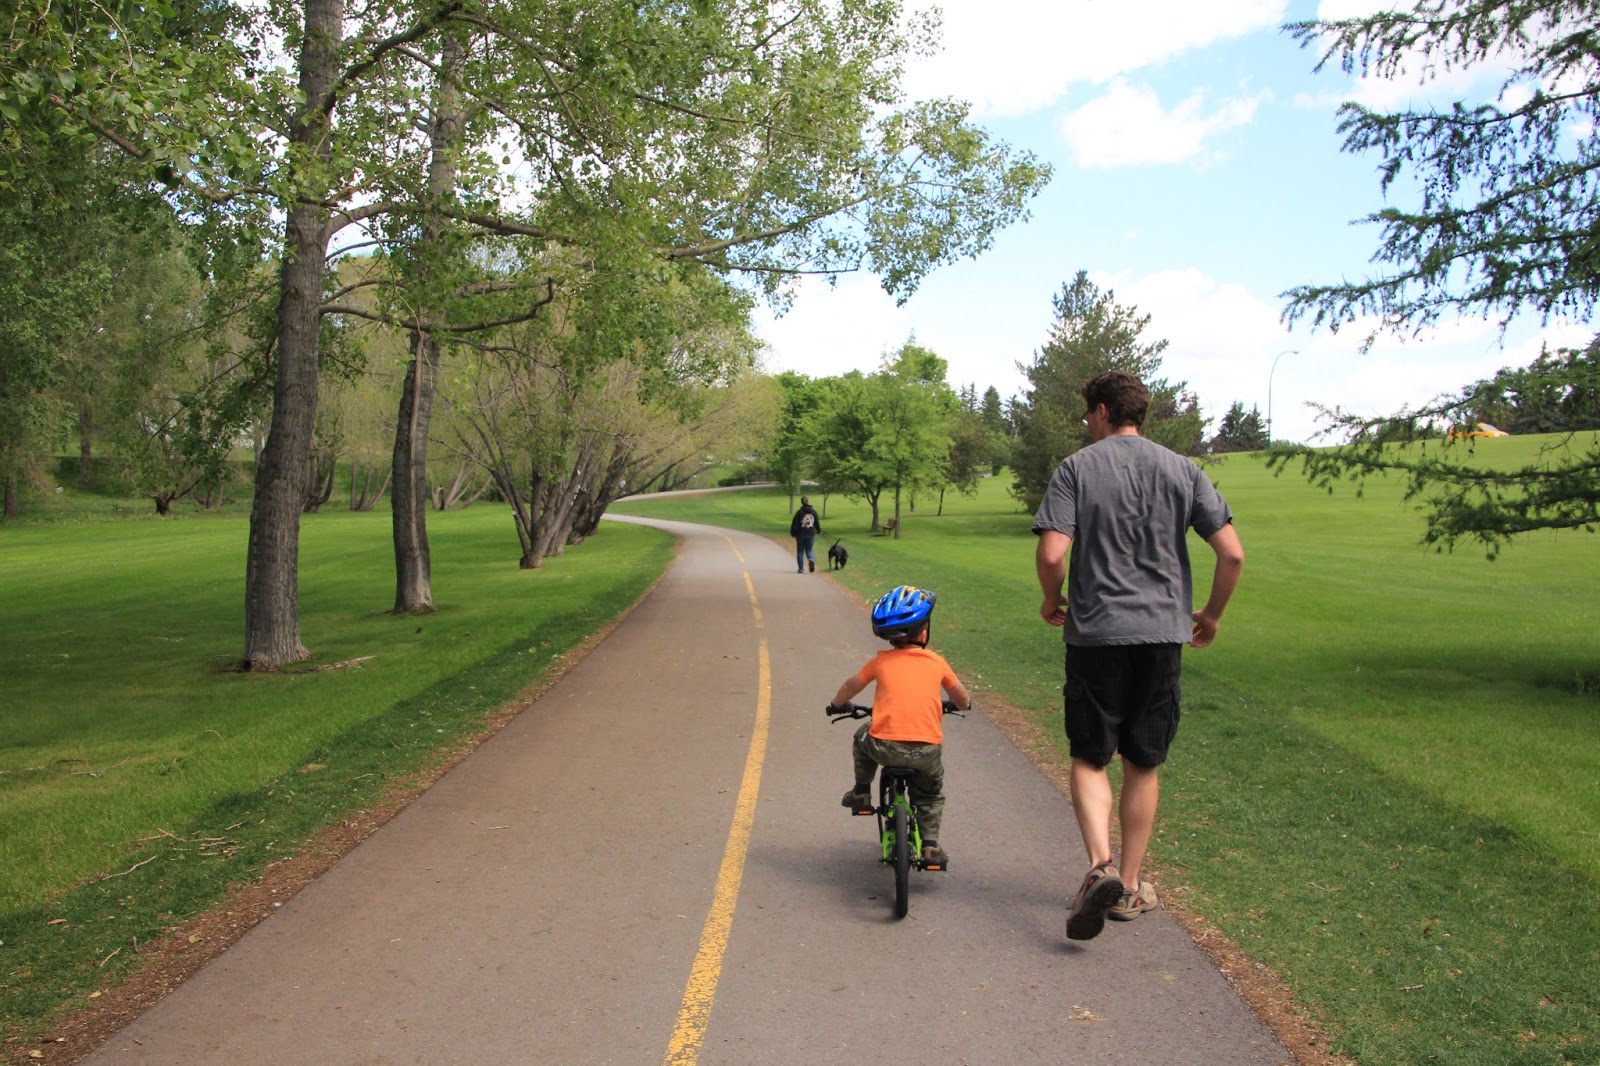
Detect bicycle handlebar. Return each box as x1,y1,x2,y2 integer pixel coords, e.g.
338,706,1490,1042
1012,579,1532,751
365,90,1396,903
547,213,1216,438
825,700,968,722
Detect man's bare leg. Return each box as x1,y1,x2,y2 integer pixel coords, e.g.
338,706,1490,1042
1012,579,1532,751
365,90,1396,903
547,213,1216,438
1117,759,1160,891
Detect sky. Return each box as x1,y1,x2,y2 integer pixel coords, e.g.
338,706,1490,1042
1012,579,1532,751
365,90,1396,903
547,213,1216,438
750,0,1592,445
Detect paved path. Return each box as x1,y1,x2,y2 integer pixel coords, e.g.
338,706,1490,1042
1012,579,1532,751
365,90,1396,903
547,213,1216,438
84,516,1291,1065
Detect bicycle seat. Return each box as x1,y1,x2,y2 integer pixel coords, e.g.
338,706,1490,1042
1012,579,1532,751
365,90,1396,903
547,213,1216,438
880,767,918,782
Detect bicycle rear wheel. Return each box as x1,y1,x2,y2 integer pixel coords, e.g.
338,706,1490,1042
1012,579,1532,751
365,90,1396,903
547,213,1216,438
891,801,911,919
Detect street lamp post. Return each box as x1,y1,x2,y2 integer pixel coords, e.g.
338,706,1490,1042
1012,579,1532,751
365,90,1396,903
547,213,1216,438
1268,349,1299,446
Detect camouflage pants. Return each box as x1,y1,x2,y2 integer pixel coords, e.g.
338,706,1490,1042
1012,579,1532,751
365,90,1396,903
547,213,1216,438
852,723,946,841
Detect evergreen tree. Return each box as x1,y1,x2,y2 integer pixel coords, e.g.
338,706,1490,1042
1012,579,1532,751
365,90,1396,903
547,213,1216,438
1211,401,1268,453
1009,271,1204,512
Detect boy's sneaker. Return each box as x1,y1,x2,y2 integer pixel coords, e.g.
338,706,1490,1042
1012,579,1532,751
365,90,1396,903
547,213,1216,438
1065,860,1124,941
1109,881,1159,921
920,842,949,869
840,788,873,815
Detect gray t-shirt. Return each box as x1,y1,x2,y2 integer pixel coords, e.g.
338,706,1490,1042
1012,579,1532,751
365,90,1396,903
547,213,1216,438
1031,434,1233,646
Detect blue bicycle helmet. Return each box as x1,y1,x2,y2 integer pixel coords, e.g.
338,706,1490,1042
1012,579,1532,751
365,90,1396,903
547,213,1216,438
871,585,936,642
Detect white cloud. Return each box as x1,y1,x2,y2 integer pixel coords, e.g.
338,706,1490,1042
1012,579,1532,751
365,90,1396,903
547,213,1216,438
900,0,1288,117
1057,80,1267,167
753,277,915,379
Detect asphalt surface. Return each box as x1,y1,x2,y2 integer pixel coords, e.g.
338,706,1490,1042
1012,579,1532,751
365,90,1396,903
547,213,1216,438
82,515,1292,1065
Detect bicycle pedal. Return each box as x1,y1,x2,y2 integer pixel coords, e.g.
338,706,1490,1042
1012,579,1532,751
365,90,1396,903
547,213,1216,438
920,859,949,872
850,808,875,816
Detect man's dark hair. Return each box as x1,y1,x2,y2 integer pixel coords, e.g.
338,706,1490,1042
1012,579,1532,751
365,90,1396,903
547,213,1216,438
1082,371,1149,429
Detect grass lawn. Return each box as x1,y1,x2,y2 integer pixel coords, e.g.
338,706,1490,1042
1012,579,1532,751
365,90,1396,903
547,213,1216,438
613,437,1600,1066
0,498,676,1047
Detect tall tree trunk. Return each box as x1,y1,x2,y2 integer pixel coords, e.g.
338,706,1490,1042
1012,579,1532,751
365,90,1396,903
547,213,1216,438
78,401,93,476
392,330,439,609
391,36,466,615
4,476,17,517
242,0,340,670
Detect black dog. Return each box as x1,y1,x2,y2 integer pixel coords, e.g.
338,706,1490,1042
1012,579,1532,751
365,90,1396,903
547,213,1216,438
827,539,848,570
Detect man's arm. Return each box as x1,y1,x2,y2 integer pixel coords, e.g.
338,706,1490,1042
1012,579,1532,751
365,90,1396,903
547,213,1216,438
1035,529,1072,627
1190,523,1244,648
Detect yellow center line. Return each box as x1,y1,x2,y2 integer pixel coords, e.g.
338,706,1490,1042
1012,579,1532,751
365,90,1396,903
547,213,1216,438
662,539,770,1065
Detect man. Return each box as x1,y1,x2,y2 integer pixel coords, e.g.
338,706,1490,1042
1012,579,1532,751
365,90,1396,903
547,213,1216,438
790,495,822,573
1032,371,1244,942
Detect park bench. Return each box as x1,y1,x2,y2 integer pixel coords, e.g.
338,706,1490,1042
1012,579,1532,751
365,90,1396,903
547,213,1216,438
876,518,897,536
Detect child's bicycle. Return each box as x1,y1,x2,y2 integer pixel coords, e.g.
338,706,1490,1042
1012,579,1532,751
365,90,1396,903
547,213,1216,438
825,699,966,919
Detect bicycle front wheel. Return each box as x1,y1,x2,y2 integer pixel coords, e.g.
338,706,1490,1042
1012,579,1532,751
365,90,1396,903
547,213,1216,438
891,801,910,919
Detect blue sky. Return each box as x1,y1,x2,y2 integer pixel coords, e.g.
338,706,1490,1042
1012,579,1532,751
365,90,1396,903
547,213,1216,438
752,0,1590,444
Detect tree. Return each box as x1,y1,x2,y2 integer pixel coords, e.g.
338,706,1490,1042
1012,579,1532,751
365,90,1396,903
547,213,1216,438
980,385,1008,435
862,341,958,536
1286,1,1600,337
807,373,888,528
8,0,1049,667
442,252,758,569
1471,343,1600,435
1279,344,1600,557
1277,0,1600,552
1211,401,1268,453
768,372,824,509
0,148,131,513
87,237,257,514
1009,271,1204,512
938,404,992,512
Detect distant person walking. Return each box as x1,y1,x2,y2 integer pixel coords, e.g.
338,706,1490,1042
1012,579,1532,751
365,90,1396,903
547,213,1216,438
790,496,822,573
1032,370,1244,942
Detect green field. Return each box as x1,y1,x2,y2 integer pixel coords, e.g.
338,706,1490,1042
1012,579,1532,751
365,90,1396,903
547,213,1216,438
614,437,1600,1066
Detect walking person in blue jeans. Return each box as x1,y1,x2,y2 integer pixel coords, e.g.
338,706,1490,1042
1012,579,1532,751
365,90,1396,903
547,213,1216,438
790,496,821,573
1033,371,1244,942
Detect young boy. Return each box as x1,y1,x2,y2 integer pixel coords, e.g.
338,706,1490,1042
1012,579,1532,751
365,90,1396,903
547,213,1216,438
828,585,971,866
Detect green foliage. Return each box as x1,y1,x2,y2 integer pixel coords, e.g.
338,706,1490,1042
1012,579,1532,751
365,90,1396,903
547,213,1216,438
941,404,996,501
1272,425,1600,558
1472,339,1600,434
767,372,824,498
1211,401,1267,453
1009,271,1205,512
860,342,958,518
979,384,1008,434
0,164,125,502
6,0,1050,660
804,372,877,504
798,341,962,530
1285,0,1600,335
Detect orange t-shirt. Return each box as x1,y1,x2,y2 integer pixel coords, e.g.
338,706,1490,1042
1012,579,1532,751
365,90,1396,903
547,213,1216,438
853,646,959,744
